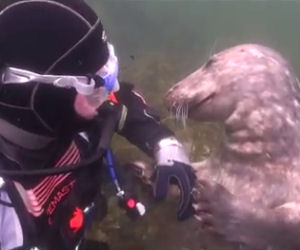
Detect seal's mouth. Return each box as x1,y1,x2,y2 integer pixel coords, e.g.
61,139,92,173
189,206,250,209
167,92,215,125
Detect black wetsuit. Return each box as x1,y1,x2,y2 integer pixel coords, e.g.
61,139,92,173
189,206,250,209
0,81,173,249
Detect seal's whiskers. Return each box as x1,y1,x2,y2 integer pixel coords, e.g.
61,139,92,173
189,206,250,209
174,102,189,128
208,38,218,59
181,102,188,128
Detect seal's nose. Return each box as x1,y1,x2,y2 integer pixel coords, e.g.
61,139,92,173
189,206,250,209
164,88,176,109
170,84,181,92
165,84,180,98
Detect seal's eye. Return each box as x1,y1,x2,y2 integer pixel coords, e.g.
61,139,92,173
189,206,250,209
203,58,216,70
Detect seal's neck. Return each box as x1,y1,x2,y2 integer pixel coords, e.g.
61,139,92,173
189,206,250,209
221,103,300,166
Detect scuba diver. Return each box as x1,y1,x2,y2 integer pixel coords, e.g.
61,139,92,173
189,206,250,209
0,0,194,249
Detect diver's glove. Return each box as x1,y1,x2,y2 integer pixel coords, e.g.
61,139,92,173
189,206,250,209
153,137,195,220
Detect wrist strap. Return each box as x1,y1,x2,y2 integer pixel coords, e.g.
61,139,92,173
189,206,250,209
154,137,190,166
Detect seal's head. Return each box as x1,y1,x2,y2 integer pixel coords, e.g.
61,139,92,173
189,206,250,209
166,44,300,124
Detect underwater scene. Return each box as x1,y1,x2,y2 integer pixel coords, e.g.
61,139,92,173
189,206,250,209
85,1,300,250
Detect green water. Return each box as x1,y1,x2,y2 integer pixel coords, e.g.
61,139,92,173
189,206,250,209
85,1,300,249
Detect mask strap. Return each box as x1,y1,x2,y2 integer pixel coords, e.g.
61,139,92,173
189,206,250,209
2,67,96,95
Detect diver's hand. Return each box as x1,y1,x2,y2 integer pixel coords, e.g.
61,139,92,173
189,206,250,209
153,161,195,220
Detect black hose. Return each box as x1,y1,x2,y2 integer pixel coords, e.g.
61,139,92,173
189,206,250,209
0,106,119,177
0,152,104,177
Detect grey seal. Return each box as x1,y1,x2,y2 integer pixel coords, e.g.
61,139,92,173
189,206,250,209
165,44,300,250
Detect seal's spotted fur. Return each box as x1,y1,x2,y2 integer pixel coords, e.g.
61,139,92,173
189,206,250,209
166,44,300,250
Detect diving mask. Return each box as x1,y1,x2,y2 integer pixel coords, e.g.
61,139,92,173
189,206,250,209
1,43,120,98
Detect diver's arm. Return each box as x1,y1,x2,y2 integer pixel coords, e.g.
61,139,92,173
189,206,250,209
115,82,195,220
115,82,174,155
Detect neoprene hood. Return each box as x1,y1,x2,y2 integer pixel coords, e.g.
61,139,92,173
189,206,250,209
0,0,109,75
